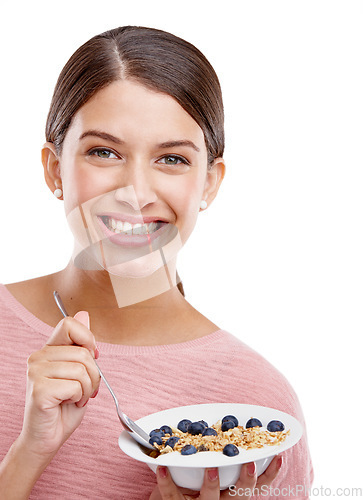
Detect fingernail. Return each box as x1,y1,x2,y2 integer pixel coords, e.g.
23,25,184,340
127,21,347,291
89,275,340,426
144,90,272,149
158,466,167,478
247,462,256,476
81,398,89,407
277,455,283,469
91,388,99,398
208,468,218,481
74,311,90,328
95,346,100,359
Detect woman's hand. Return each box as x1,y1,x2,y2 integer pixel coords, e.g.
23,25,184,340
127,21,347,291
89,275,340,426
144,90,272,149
149,455,283,499
18,311,100,461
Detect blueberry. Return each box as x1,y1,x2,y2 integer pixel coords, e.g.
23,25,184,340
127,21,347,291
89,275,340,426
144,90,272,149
149,428,165,438
181,444,197,455
222,415,239,427
149,435,163,446
165,436,180,449
246,418,263,429
223,444,239,456
177,419,192,433
198,420,209,429
267,420,285,432
160,425,173,436
202,427,218,436
221,419,236,432
197,444,209,452
188,421,206,435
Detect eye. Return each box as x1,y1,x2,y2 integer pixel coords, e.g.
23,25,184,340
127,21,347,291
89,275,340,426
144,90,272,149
158,155,190,166
88,148,119,159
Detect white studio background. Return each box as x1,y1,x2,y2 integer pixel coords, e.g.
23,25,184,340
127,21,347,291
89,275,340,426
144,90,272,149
0,1,362,497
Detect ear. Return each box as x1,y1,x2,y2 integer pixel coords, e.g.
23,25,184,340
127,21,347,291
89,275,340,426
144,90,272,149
41,142,62,199
201,157,226,208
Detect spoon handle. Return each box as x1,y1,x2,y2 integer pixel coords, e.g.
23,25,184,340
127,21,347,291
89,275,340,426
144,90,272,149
53,290,68,318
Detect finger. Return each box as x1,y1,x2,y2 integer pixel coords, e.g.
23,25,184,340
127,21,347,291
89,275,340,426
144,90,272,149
254,455,283,492
43,360,96,407
29,346,100,397
199,468,220,500
46,312,97,358
149,485,162,500
30,376,84,408
155,466,185,499
221,462,257,498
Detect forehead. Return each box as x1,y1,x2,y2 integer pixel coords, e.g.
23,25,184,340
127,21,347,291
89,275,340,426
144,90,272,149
65,79,205,148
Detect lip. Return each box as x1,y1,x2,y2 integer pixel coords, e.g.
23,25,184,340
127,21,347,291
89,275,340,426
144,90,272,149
96,216,170,248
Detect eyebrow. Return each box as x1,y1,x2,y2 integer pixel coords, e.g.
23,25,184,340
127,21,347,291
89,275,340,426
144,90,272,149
79,130,124,144
157,140,200,152
79,130,200,152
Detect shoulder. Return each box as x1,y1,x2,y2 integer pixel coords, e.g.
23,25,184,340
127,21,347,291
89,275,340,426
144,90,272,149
0,275,59,336
2,274,61,324
208,330,285,377
210,331,304,416
4,275,51,302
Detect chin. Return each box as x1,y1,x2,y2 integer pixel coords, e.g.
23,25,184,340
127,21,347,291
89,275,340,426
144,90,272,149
106,252,166,279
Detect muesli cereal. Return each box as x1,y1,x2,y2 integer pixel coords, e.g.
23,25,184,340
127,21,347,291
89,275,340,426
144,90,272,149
148,415,290,458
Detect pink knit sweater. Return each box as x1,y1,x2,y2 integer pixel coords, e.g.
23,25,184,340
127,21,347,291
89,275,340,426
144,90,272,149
0,284,313,499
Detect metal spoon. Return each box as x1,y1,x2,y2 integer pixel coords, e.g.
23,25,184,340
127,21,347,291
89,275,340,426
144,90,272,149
53,290,154,450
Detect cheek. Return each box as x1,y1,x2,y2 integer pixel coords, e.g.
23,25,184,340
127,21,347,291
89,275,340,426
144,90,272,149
172,174,201,206
62,166,112,214
169,177,203,240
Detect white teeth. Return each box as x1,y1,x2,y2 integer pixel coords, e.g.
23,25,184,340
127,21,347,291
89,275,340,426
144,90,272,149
102,217,163,235
131,223,143,235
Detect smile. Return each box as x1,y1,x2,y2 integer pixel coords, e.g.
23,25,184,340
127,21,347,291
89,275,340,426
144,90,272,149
99,216,165,235
96,215,172,248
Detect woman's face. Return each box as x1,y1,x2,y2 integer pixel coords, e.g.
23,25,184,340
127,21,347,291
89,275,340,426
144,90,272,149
47,79,224,277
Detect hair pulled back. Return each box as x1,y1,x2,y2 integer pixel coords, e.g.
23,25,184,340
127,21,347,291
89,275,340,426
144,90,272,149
46,26,224,164
45,26,225,296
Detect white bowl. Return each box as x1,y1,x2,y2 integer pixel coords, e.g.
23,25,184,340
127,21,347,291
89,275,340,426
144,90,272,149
119,403,303,491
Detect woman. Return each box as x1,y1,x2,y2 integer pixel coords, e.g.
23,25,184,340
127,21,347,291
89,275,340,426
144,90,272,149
0,26,313,499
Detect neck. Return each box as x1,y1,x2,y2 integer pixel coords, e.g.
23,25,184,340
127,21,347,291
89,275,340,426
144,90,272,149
59,252,184,306
51,256,189,344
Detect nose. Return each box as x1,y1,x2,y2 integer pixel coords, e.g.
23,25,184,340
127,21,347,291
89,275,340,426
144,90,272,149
113,162,158,212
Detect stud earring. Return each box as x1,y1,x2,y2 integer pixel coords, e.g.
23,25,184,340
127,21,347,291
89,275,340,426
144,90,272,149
200,200,207,210
54,188,63,198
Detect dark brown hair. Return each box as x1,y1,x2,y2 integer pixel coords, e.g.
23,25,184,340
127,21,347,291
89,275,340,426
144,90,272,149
45,26,225,296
